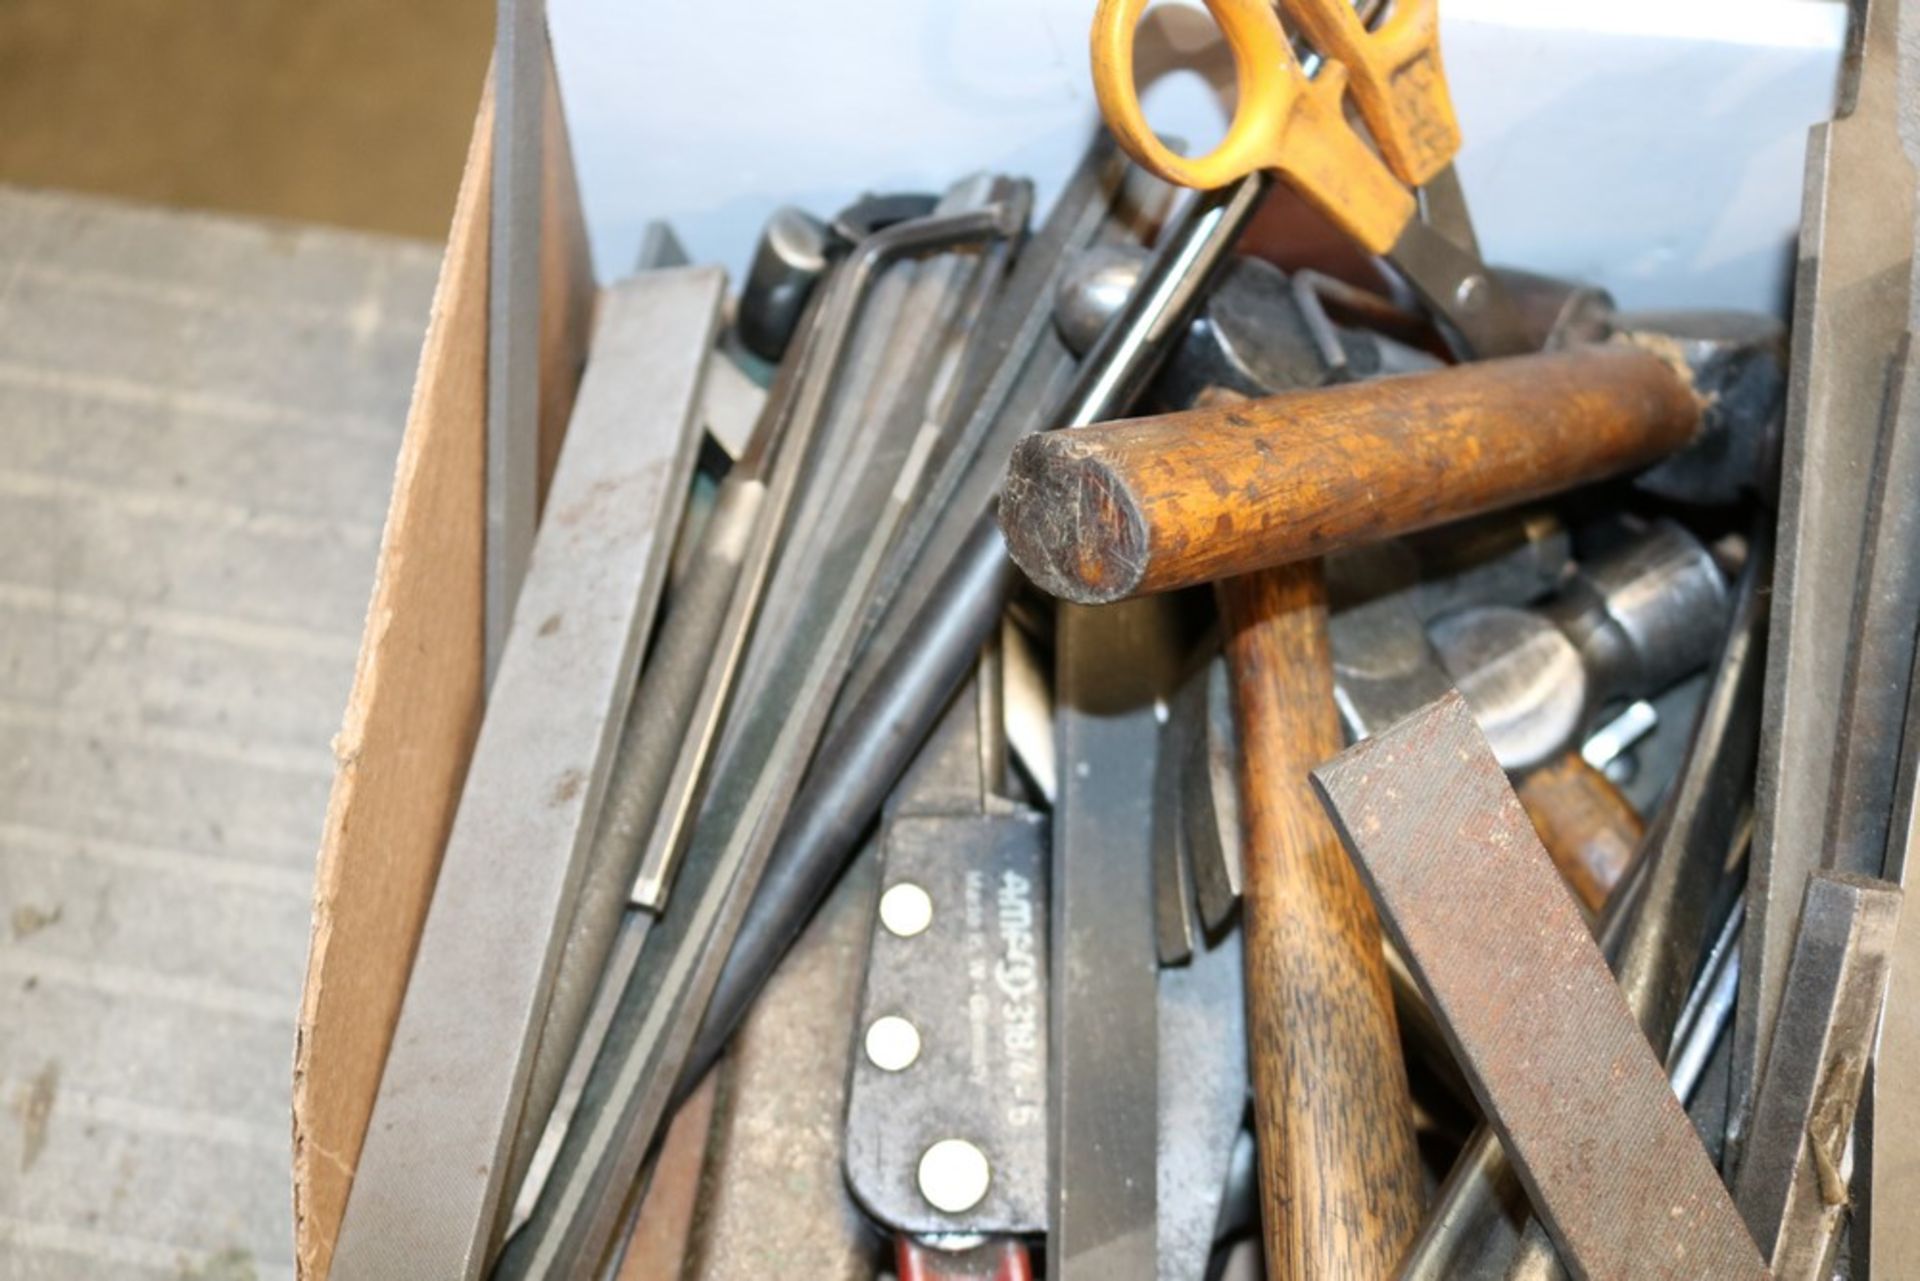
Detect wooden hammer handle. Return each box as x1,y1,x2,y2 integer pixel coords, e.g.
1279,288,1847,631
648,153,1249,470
1001,345,1701,604
1219,560,1424,1280
1517,751,1644,917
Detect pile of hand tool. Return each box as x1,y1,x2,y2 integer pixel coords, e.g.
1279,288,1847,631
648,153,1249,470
327,0,1920,1276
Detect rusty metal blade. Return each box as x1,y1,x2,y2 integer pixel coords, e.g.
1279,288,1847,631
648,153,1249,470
1311,691,1765,1281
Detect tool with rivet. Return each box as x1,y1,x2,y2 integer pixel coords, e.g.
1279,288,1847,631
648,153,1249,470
843,656,1047,1266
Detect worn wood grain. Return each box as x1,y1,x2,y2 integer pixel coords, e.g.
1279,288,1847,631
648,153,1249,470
1517,752,1644,916
1001,345,1702,603
1217,561,1424,1281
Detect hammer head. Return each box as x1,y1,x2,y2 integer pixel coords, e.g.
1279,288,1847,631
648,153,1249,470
1053,246,1441,406
1613,310,1787,508
1060,253,1785,506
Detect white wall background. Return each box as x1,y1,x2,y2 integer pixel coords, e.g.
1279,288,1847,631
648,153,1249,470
550,0,1847,313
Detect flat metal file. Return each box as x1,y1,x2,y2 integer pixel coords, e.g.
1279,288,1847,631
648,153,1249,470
329,267,724,1281
1051,597,1184,1279
1824,336,1920,879
1312,691,1767,1281
1736,871,1901,1279
486,0,545,681
1156,926,1246,1281
1741,0,1918,1162
1400,539,1769,1281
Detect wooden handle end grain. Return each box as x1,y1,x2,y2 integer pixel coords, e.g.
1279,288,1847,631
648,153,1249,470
1218,561,1425,1280
998,429,1154,605
1001,345,1702,604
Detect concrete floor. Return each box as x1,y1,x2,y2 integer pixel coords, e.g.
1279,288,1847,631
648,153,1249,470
0,185,437,1279
0,13,483,1275
0,0,491,241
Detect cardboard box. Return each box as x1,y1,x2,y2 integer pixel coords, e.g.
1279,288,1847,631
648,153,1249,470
288,59,597,1281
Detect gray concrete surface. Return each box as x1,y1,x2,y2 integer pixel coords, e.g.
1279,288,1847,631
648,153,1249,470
0,187,435,1280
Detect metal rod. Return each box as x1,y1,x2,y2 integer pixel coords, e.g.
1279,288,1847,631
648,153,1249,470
498,203,1021,1278
682,173,1270,1091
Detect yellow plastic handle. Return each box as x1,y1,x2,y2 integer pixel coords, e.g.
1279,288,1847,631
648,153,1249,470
1090,0,1300,191
1279,0,1460,187
1089,0,1416,254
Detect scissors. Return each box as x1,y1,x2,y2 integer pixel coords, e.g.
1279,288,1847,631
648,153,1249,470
1089,0,1531,359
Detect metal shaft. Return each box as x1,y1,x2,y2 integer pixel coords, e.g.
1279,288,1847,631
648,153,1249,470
681,173,1270,1088
499,204,1019,1278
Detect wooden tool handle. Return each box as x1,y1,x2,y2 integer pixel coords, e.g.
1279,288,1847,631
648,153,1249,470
1219,561,1424,1280
1001,345,1702,604
1516,752,1643,916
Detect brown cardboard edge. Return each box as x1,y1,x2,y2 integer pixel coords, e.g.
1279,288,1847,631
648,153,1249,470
290,46,596,1281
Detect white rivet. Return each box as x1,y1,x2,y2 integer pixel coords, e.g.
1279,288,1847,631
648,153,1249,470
917,1138,992,1214
865,1016,922,1071
879,882,934,937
